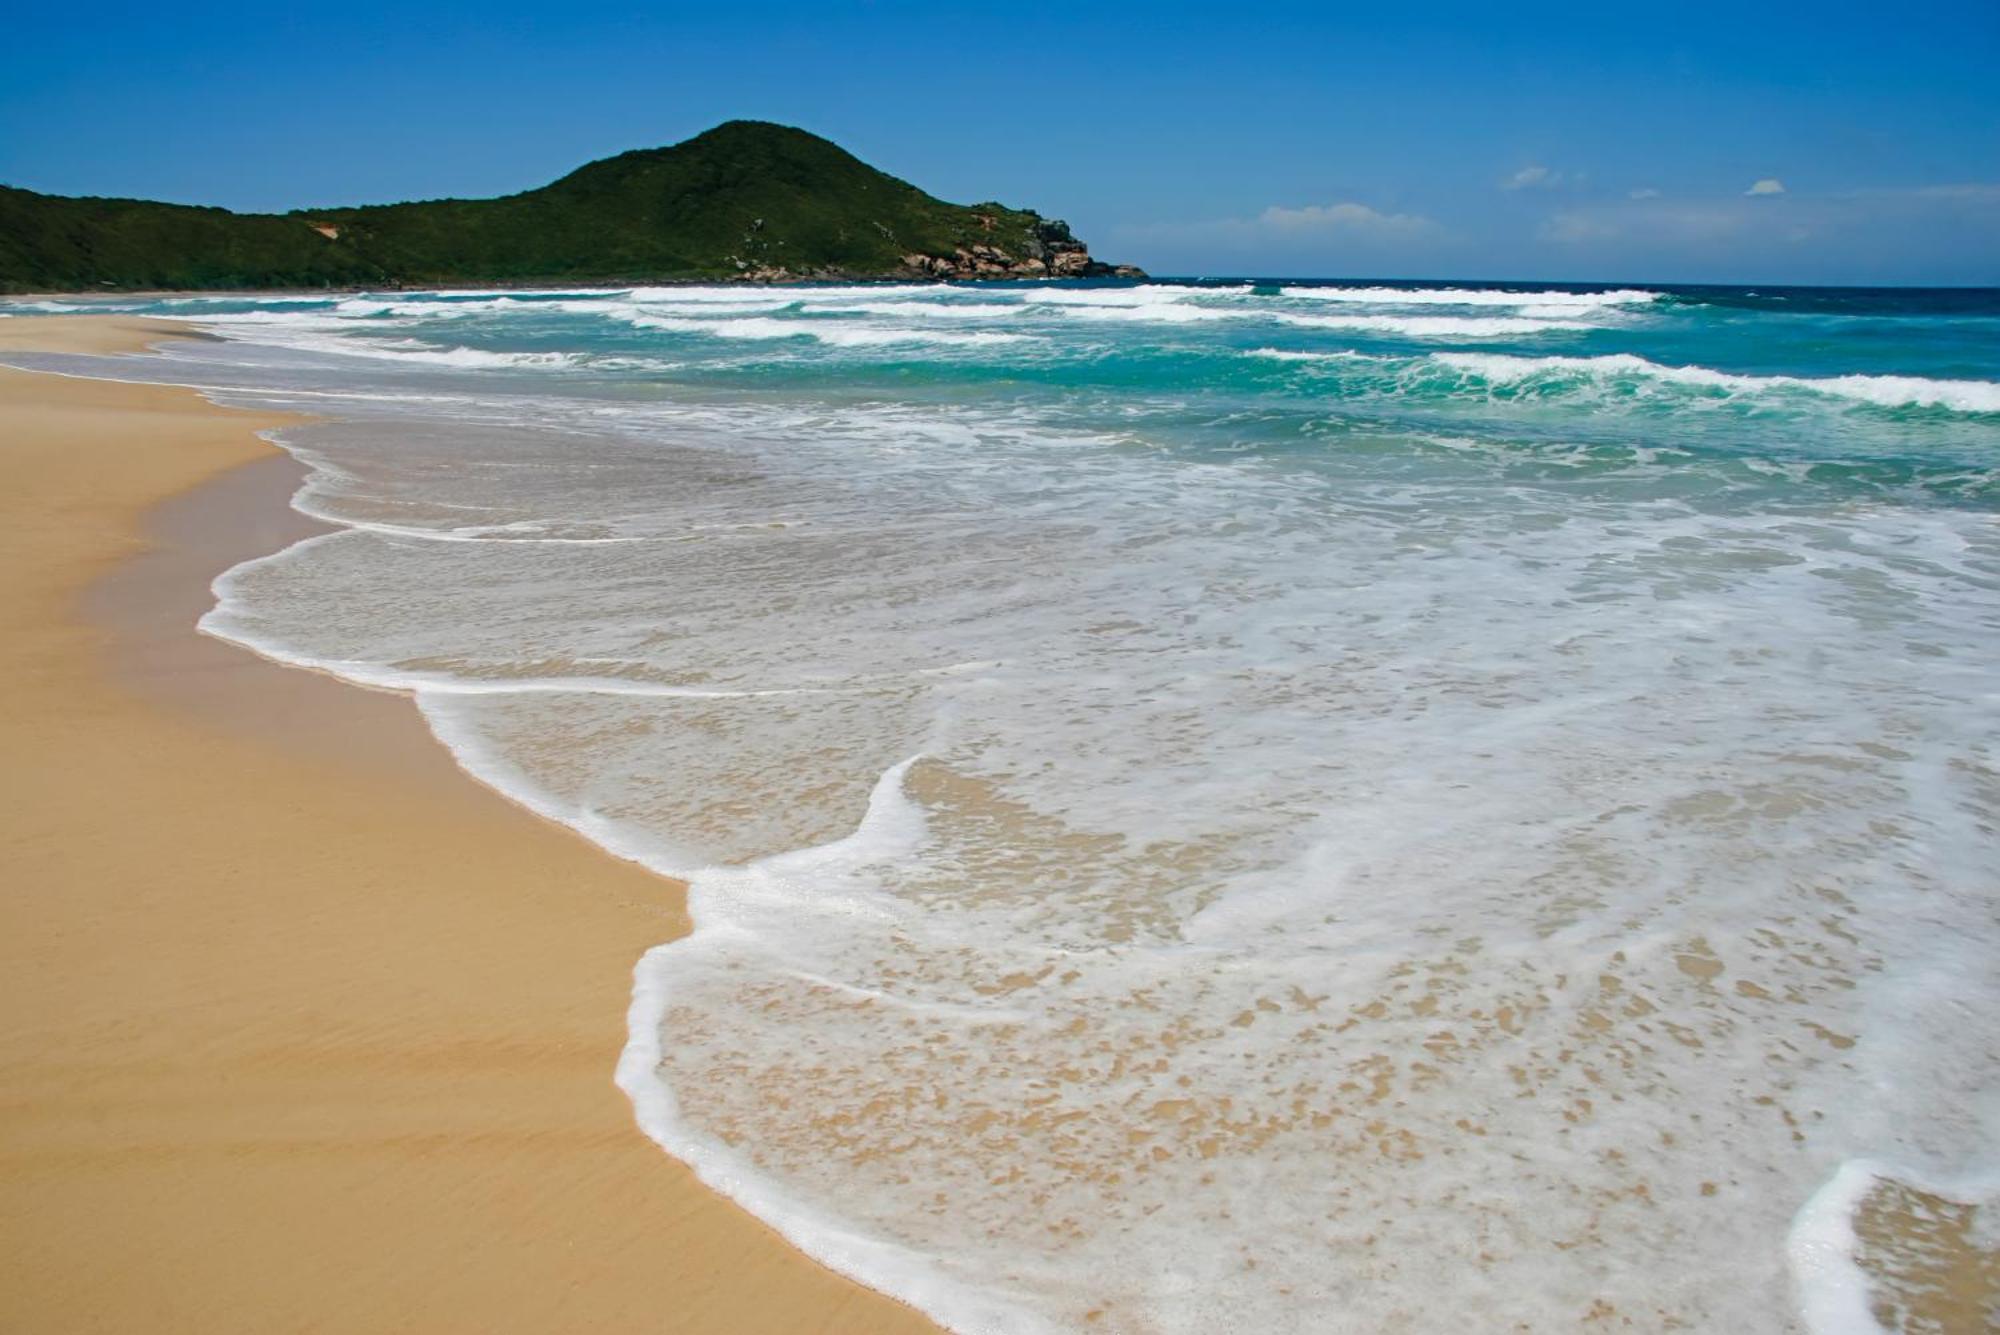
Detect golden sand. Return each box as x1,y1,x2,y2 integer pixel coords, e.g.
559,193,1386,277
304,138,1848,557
0,316,939,1334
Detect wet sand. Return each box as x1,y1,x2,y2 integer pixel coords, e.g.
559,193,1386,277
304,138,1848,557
0,316,941,1334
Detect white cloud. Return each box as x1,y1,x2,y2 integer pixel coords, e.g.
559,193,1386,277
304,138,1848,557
1503,165,1562,191
1746,178,1787,196
1628,187,1662,200
1254,202,1438,237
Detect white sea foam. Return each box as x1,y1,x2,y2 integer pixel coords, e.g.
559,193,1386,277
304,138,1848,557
1020,285,1225,309
372,286,623,300
170,309,351,327
625,283,942,305
825,300,1027,320
1789,1161,2000,1335
1028,293,1237,324
1281,285,1665,308
1436,351,2000,412
9,296,287,313
1010,287,1604,335
623,285,814,305
330,297,540,319
1059,305,1236,324
284,505,645,546
300,336,585,369
624,313,1022,347
6,299,161,313
1244,347,1384,362
135,308,587,369
608,758,1062,1335
1277,311,1596,337
1790,1162,1896,1335
810,326,1025,347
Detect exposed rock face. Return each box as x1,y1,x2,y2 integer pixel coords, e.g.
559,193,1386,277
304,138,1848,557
893,217,1144,283
729,213,1143,285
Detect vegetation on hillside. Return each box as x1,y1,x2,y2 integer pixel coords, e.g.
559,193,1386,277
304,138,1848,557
0,121,1133,292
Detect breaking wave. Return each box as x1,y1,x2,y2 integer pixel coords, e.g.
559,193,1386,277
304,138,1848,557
1433,351,2000,413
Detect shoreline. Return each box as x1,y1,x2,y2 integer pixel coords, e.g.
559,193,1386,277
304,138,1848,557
0,316,940,1334
0,269,1137,302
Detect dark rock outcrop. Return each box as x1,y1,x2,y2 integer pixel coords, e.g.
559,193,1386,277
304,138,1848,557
895,217,1144,283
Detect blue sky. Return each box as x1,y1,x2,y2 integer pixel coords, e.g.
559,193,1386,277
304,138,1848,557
3,1,1996,283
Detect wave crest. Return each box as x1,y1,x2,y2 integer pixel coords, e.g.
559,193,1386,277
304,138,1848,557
1434,352,2000,413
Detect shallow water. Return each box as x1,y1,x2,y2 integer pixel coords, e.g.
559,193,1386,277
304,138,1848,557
9,279,1997,1332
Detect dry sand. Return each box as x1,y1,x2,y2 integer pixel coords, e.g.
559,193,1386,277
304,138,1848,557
0,316,941,1334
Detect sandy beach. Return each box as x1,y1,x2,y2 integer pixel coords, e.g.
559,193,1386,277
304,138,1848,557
0,316,939,1334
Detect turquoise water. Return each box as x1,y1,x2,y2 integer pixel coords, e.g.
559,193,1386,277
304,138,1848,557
18,281,1999,492
7,280,1997,1333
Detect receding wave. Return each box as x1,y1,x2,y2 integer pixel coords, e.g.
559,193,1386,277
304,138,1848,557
192,321,588,369
310,338,585,369
624,313,1024,347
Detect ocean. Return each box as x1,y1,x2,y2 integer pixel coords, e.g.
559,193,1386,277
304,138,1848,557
7,279,1997,1333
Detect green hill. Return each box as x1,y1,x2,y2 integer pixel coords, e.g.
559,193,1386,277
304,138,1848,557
0,121,1141,293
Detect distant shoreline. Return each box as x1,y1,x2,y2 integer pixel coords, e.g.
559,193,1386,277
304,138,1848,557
0,274,1144,300
8,276,1994,303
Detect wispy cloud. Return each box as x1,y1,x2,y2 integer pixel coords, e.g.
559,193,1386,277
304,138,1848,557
1537,212,1621,243
1537,181,2000,252
1537,202,1745,245
1252,202,1439,236
1502,165,1563,191
1115,201,1443,250
1889,183,2000,202
1627,187,1662,200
